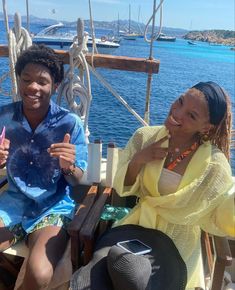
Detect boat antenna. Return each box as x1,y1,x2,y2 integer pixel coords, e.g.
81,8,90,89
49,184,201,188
129,4,131,34
25,0,30,33
144,0,164,123
88,0,98,55
117,12,120,36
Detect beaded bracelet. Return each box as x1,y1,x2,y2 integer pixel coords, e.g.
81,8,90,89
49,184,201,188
61,163,76,176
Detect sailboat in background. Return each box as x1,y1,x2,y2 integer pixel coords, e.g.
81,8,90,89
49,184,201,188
187,20,196,45
122,4,138,40
105,13,122,44
136,6,144,38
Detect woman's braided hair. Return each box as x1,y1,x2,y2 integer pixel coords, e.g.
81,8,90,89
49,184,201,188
210,92,232,160
191,87,232,160
15,44,64,84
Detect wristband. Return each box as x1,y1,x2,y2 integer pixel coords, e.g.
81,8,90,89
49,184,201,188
61,163,76,176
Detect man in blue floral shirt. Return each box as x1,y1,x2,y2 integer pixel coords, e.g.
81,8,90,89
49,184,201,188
0,44,87,289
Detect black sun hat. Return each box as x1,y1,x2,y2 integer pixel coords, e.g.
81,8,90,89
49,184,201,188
70,225,187,290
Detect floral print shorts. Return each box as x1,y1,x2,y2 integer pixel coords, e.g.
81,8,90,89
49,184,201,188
1,214,71,245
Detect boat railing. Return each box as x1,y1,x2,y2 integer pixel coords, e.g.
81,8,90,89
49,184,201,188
0,46,160,74
35,22,64,36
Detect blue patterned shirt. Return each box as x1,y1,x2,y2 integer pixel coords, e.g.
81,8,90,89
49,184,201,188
0,101,88,232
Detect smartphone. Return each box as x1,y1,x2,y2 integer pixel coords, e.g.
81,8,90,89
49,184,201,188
116,239,152,255
0,126,5,145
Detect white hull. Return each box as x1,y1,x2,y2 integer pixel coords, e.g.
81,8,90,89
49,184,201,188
33,23,120,51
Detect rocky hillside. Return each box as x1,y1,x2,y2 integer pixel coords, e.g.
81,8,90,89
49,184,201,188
183,30,235,46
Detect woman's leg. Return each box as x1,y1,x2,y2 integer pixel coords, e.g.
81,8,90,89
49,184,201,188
0,220,14,251
20,225,69,290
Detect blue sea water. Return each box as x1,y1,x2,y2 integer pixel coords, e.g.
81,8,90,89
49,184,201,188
0,21,234,172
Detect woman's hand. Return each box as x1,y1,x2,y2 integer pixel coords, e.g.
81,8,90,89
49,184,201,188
124,136,169,186
47,133,76,170
132,136,169,166
0,139,10,167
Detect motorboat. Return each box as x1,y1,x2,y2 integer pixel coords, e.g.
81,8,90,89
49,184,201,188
188,40,196,45
32,23,120,51
156,33,176,42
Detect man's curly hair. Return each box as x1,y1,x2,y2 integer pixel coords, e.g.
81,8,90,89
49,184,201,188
15,44,64,84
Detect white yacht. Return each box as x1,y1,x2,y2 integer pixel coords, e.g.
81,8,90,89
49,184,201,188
32,23,120,51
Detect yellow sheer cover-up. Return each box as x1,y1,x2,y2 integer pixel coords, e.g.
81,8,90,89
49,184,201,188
113,125,235,289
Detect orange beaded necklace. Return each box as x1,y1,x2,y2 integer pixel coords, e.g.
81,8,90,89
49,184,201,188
166,142,199,171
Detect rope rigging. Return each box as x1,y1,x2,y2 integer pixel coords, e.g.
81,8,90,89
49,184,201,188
1,2,32,101
144,0,160,123
57,18,92,142
144,0,165,43
8,13,32,101
86,1,148,126
86,0,164,126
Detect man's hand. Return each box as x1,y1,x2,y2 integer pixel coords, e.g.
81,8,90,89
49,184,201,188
47,133,76,170
0,139,10,167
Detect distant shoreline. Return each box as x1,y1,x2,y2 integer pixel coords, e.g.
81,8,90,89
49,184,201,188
0,17,234,46
184,30,235,46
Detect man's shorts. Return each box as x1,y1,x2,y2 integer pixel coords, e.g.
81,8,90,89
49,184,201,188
0,214,71,245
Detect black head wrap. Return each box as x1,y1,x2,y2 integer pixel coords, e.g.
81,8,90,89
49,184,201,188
192,81,227,125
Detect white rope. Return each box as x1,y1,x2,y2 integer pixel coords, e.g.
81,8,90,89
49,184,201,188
0,71,11,96
57,18,92,141
2,0,9,34
144,0,165,43
3,12,32,101
88,64,148,127
8,14,32,101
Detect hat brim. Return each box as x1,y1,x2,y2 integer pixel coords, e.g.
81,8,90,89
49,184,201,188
70,224,187,290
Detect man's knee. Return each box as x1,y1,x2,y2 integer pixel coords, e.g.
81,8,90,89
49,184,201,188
23,259,54,290
0,225,14,251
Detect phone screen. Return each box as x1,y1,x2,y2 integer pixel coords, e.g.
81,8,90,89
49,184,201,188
117,239,152,255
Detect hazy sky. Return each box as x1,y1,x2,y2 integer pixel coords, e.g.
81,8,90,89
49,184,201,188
1,0,234,30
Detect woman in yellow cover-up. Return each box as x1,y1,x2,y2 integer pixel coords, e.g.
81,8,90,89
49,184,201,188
113,81,234,289
70,81,234,290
